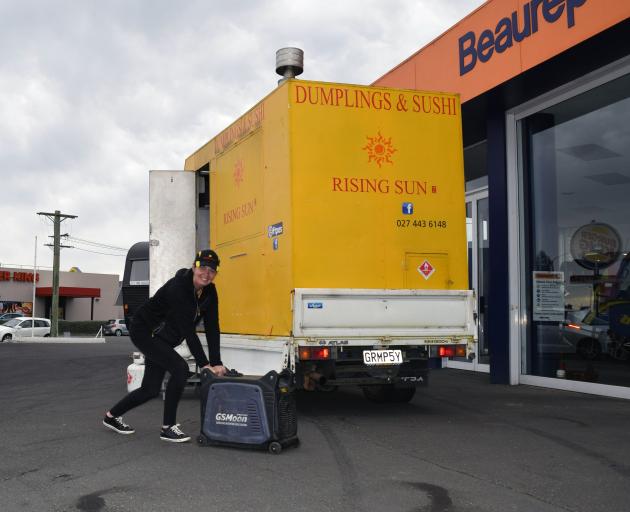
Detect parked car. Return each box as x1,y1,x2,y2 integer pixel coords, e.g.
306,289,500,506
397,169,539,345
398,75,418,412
103,319,129,336
0,312,27,325
0,317,51,342
559,308,609,360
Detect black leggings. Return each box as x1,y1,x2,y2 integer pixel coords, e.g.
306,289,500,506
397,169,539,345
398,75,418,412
109,323,190,426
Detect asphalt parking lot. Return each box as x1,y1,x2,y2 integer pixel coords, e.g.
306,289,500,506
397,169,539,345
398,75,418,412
1,338,629,512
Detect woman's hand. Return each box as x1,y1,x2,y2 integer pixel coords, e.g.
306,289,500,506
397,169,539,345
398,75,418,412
202,364,227,376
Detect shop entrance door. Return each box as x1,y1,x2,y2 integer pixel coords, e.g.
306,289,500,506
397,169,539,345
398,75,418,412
447,187,490,373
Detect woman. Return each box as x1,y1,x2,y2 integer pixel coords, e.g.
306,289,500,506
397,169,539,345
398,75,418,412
103,249,226,443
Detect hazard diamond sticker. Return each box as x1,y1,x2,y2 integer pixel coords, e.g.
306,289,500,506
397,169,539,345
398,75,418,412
417,260,435,280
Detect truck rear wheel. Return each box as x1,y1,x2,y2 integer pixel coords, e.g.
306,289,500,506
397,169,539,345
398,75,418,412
362,384,416,403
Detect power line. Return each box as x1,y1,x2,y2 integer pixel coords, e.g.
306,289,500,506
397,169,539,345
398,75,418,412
63,235,127,251
0,262,53,270
71,247,126,257
61,235,128,252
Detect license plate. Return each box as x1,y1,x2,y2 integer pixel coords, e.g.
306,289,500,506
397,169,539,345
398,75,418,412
363,349,403,366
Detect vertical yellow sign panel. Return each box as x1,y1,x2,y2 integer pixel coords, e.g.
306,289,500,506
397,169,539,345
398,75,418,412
215,132,263,245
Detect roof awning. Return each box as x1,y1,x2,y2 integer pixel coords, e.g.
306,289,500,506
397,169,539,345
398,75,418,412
36,287,101,298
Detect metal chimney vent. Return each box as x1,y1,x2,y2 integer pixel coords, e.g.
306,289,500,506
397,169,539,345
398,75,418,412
276,47,303,84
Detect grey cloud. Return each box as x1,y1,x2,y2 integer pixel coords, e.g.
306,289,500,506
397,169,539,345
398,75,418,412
0,0,483,274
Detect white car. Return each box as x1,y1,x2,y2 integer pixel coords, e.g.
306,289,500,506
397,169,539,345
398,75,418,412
559,308,608,360
102,319,129,336
0,317,51,342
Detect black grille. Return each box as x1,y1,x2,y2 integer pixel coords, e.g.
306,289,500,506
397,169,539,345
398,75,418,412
278,393,297,438
247,402,262,433
263,390,275,409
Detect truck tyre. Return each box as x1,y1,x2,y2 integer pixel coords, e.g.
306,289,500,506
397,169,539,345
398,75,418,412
362,385,389,403
1,334,12,342
115,329,122,336
363,384,416,404
390,385,416,403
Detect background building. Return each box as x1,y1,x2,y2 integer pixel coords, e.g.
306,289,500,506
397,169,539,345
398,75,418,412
0,266,122,321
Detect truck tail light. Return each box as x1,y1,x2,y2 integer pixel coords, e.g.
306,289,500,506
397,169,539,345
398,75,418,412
439,346,455,357
299,347,330,360
438,345,466,357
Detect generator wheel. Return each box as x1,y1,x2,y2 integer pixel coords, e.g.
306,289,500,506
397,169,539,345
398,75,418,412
197,434,208,446
269,441,282,455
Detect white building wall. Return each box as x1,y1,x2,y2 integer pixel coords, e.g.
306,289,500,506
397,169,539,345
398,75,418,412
64,298,93,321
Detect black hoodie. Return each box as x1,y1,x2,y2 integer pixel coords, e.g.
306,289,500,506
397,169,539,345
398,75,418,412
133,268,220,367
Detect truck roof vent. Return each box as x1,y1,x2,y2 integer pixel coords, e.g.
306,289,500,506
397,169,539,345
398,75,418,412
276,47,303,85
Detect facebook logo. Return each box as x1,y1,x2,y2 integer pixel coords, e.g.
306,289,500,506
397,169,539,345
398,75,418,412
402,202,413,215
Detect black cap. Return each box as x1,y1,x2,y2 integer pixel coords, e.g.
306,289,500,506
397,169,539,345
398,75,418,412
194,249,220,270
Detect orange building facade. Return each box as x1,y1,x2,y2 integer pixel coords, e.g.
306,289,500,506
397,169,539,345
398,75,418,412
375,0,630,398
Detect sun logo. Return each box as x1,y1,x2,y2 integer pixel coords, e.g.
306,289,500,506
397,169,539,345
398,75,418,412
233,159,244,187
362,131,396,168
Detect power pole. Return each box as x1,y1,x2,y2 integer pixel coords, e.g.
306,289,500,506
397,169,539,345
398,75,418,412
37,210,77,336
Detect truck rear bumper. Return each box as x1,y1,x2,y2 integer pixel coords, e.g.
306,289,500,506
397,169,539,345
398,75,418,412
323,374,428,387
299,359,429,389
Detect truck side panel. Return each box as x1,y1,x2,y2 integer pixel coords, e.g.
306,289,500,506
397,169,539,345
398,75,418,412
208,85,294,336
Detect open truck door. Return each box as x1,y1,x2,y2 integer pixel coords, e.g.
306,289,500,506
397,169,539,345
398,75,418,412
148,170,196,296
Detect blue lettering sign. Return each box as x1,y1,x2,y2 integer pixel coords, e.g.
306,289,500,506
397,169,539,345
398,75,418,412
459,0,586,76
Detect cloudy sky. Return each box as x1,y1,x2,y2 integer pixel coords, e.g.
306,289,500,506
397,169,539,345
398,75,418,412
1,0,483,276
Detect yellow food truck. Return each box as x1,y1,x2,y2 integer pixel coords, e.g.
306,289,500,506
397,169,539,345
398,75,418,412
145,79,475,403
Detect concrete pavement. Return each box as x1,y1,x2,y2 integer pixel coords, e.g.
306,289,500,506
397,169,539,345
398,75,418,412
1,338,629,512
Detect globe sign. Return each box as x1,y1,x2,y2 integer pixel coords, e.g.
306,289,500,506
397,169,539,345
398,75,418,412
570,222,622,271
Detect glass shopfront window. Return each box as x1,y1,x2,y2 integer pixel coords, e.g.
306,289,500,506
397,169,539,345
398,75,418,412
520,73,630,387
